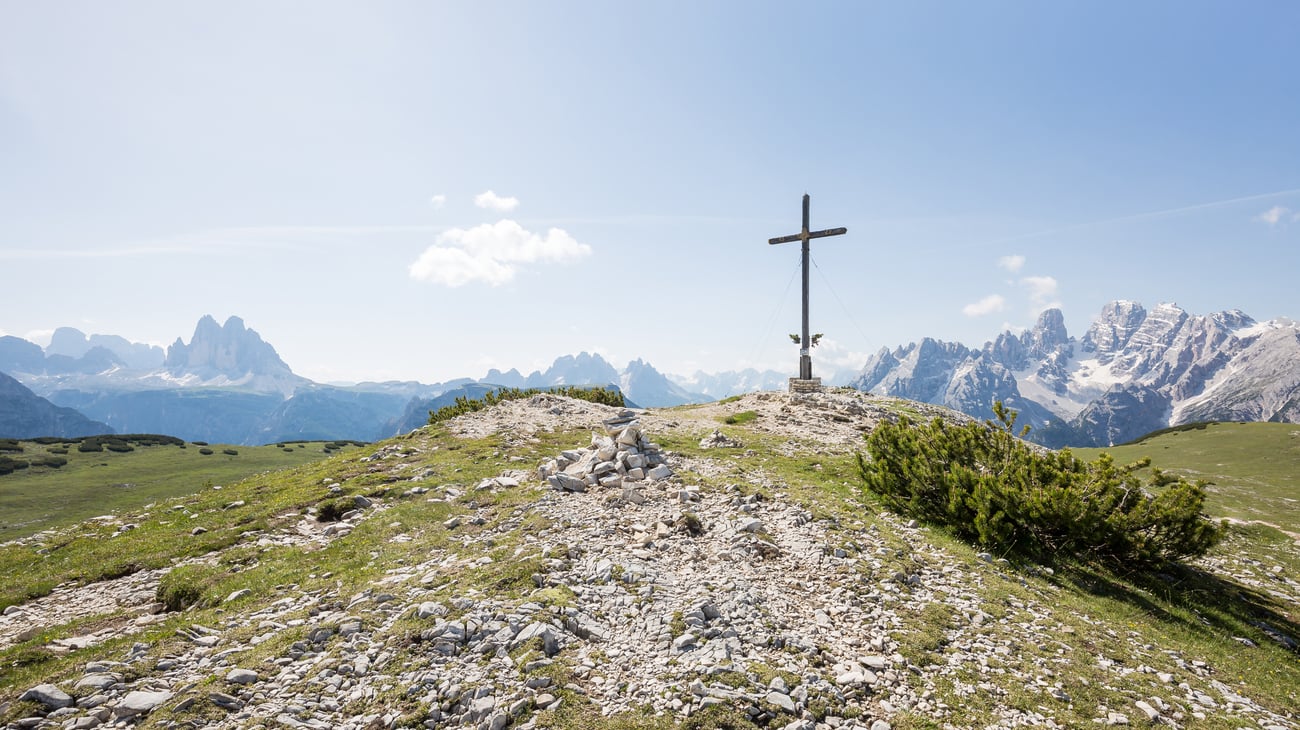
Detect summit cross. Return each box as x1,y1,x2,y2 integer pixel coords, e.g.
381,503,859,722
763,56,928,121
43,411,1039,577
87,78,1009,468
768,193,847,384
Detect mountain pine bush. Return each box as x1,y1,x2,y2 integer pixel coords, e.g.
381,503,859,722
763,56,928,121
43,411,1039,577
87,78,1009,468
858,403,1224,567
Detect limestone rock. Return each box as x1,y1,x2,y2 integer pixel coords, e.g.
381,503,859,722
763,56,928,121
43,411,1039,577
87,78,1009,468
113,690,172,718
20,684,74,709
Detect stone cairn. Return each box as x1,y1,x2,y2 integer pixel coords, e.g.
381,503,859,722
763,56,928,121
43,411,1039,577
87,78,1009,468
539,410,672,492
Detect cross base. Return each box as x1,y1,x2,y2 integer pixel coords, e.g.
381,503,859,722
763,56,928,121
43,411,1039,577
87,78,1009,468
788,377,823,394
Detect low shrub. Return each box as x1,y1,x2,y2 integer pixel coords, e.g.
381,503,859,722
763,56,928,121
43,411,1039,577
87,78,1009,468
222,448,238,456
0,456,29,474
0,439,23,452
858,402,1224,567
316,497,353,522
198,447,214,456
77,441,104,453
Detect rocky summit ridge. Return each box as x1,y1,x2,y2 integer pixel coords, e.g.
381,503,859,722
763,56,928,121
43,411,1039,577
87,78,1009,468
2,391,1297,730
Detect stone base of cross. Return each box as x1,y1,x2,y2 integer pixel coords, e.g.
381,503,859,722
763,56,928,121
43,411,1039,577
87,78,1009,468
788,377,823,394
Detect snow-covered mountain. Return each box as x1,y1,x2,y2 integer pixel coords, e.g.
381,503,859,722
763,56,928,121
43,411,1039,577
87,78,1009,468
849,301,1300,446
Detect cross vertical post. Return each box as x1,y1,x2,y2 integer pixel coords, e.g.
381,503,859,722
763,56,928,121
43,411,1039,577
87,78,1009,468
768,193,847,389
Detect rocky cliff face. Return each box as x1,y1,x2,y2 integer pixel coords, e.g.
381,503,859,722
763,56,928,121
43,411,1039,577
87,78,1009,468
850,301,1300,446
165,316,305,394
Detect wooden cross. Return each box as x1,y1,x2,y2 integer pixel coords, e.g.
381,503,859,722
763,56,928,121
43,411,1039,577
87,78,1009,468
768,194,847,381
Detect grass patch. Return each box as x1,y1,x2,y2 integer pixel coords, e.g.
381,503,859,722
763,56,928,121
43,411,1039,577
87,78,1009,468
1073,421,1300,534
0,438,364,541
721,410,758,426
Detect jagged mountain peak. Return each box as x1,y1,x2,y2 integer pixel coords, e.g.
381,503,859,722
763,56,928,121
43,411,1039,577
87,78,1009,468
1023,308,1070,359
850,300,1300,447
162,315,304,394
1081,300,1148,358
1210,308,1256,330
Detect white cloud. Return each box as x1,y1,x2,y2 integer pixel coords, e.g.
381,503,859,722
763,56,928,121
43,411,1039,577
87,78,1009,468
815,337,871,372
474,190,520,212
430,194,446,209
997,255,1025,273
408,219,591,286
963,294,1006,317
1020,275,1061,313
1256,205,1290,225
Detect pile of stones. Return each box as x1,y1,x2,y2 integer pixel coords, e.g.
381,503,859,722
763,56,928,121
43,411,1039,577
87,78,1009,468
538,410,673,492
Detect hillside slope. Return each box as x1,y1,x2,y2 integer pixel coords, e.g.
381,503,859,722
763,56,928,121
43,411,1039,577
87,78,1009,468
0,372,111,439
0,391,1296,730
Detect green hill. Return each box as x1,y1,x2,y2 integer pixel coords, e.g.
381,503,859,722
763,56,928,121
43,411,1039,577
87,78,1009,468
0,435,365,541
1073,421,1300,536
1,394,1296,730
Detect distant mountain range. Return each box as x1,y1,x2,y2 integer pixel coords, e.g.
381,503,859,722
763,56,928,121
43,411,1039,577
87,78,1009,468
850,301,1300,447
0,316,753,443
4,302,1298,446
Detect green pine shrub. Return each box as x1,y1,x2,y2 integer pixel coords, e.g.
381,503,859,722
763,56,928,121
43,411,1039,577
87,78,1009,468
858,402,1224,568
0,456,29,475
222,448,238,456
197,447,214,456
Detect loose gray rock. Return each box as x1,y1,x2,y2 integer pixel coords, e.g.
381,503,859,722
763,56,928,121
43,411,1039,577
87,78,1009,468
20,684,74,709
113,690,172,718
765,690,796,713
225,667,258,684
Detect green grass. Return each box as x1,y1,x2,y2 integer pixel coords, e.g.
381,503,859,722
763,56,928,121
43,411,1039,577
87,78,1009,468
720,410,758,426
1073,422,1300,534
0,437,364,541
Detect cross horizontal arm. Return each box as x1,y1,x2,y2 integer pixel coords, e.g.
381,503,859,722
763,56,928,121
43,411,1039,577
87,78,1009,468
807,227,847,239
768,227,848,245
767,234,803,245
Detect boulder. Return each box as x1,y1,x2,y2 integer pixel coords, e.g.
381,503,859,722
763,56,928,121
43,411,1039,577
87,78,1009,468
20,684,74,710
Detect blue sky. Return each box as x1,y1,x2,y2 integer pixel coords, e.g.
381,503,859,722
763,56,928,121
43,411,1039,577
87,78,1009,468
2,2,1298,384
